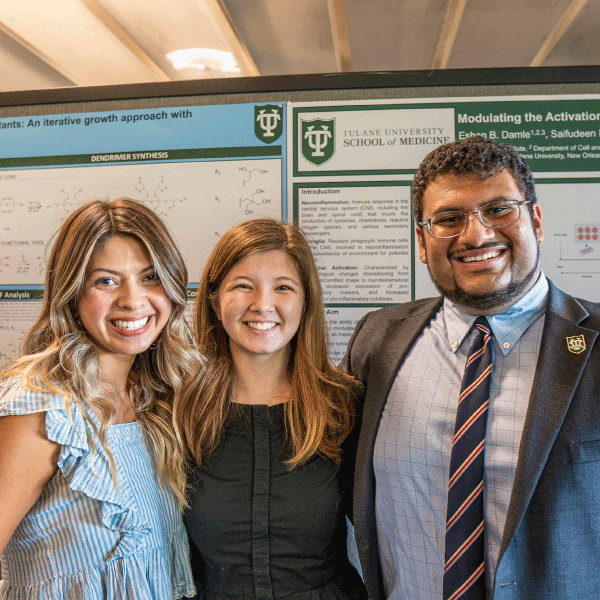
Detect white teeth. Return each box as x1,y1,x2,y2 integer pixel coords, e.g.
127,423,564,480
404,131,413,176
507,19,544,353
113,317,149,330
461,250,501,263
246,321,277,331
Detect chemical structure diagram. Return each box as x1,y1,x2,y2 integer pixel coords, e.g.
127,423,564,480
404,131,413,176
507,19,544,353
16,254,32,276
0,253,46,277
0,254,47,275
0,197,24,213
135,176,186,216
47,189,84,219
211,165,276,215
239,188,273,215
237,166,273,215
239,166,268,187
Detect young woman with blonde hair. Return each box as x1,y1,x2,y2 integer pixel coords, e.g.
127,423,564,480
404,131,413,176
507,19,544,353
0,198,199,599
176,218,367,599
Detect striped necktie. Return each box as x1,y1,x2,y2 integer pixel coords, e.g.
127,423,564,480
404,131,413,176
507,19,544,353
444,316,493,600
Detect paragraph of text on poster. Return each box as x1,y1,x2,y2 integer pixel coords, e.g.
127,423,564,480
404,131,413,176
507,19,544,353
296,182,412,304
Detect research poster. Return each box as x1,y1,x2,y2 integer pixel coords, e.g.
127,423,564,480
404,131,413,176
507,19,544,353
0,102,286,368
290,95,600,363
2,92,600,368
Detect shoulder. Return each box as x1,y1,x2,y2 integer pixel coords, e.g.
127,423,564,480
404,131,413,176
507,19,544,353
350,297,442,343
578,298,600,328
340,297,442,377
363,296,441,324
0,409,53,443
546,281,600,331
0,410,59,474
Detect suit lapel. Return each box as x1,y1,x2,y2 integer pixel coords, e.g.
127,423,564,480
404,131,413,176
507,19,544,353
359,298,443,456
499,285,598,560
353,297,442,598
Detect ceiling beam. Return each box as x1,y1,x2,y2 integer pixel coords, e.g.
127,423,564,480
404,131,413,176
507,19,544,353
0,19,80,84
204,0,260,76
432,0,468,70
530,0,590,67
327,0,351,72
81,0,171,81
0,0,169,85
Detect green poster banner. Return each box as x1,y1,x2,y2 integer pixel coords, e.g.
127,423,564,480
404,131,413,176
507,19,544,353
455,99,600,171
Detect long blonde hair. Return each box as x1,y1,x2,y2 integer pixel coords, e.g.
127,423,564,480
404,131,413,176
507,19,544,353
175,218,357,468
3,198,199,505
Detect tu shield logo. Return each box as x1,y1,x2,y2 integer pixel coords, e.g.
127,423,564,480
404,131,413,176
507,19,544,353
301,118,335,166
566,334,586,354
255,105,283,144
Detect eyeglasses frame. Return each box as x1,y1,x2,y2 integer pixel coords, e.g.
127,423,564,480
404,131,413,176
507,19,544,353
418,199,534,239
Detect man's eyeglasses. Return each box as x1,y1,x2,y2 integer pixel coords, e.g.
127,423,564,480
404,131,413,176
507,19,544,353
418,199,533,239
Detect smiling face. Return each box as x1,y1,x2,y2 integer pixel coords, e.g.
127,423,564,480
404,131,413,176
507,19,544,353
211,249,304,367
77,235,172,374
416,169,544,314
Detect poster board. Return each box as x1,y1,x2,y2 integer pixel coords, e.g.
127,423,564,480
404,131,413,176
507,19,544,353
1,66,600,366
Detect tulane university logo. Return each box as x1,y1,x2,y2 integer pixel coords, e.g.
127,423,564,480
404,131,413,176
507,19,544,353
255,105,283,144
301,118,335,166
566,334,586,354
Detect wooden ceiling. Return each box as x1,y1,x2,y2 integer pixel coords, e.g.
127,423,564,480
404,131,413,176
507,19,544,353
1,0,599,92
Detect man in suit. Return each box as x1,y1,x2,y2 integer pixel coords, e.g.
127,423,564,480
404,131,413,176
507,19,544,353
342,136,600,599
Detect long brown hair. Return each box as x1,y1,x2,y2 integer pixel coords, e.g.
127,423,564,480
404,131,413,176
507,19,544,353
175,218,357,468
4,198,200,505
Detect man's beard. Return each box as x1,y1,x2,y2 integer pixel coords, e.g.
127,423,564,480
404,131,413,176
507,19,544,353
428,245,540,312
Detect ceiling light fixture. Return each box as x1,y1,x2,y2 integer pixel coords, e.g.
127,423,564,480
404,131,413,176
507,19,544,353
166,48,240,73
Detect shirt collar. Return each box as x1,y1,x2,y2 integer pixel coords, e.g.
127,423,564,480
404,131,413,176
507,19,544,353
443,273,549,356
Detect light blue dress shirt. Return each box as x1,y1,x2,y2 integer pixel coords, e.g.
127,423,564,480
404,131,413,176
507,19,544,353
373,275,549,599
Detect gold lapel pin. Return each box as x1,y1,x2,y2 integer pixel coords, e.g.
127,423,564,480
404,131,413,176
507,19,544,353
566,335,586,354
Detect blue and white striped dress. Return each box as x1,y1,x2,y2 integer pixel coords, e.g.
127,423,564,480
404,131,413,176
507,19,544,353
0,378,195,600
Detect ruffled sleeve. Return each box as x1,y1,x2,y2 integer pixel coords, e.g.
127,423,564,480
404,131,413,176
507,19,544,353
0,378,150,556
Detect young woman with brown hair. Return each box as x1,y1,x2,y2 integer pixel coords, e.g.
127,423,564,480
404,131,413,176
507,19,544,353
176,218,366,600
